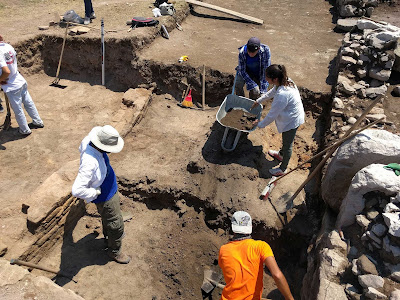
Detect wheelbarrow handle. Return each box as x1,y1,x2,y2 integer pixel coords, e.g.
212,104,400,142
231,71,238,95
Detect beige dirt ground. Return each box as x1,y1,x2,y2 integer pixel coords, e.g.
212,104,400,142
0,0,399,299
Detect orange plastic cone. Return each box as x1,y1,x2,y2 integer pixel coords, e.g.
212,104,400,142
182,89,193,108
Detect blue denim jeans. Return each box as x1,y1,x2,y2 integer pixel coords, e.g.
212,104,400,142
84,0,94,17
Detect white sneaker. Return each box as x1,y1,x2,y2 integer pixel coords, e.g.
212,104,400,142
268,149,283,162
90,12,96,19
19,128,32,135
84,17,90,25
269,167,286,177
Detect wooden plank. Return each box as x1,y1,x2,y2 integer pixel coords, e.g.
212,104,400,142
185,0,263,25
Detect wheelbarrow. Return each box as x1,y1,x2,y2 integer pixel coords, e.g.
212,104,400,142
216,72,263,152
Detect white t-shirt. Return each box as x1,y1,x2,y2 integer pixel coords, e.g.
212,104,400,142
0,42,26,92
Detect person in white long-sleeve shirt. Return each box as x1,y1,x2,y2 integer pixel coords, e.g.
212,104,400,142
251,64,305,177
72,125,131,264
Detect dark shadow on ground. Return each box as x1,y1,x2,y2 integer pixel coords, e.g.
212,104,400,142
326,51,339,86
201,122,278,179
55,210,109,286
0,126,31,149
326,0,339,24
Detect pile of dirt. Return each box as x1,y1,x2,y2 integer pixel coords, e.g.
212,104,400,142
220,108,257,131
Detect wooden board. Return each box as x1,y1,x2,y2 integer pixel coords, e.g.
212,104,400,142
185,0,263,25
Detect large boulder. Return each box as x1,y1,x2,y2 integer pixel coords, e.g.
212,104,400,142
322,129,400,212
0,258,83,299
336,164,400,228
394,40,400,73
367,31,400,50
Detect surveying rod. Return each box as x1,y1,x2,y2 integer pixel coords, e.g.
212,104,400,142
101,18,105,86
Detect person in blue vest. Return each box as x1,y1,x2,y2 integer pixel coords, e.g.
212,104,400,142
235,37,271,100
72,125,130,264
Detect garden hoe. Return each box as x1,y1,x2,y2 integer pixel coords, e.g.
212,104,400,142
1,91,11,130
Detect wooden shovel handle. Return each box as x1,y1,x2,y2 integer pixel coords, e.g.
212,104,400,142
287,95,384,202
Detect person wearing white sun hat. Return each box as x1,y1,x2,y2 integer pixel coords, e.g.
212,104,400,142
72,125,130,264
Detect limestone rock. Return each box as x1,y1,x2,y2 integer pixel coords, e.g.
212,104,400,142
369,67,391,81
341,55,358,65
365,287,387,299
358,69,367,78
357,20,382,30
385,203,400,213
0,259,29,287
323,129,400,214
367,31,400,50
348,117,357,125
24,159,80,227
334,97,345,109
337,18,358,32
386,263,400,282
365,85,387,98
390,289,400,300
367,210,380,221
340,81,356,95
316,278,348,300
320,248,348,280
363,0,379,7
353,258,361,275
383,212,400,237
0,259,84,299
394,41,400,72
366,114,387,122
358,274,384,289
336,164,400,228
340,5,357,17
357,255,378,275
326,230,347,252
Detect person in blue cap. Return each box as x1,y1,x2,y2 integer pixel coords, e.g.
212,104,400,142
235,37,271,100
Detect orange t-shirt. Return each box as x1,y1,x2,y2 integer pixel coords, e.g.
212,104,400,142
218,239,274,300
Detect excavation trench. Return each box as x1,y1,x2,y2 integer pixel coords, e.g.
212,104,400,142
13,34,332,299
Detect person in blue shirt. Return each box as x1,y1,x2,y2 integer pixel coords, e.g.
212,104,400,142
235,37,271,100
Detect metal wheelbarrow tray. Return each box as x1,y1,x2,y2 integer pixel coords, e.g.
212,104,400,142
216,94,263,152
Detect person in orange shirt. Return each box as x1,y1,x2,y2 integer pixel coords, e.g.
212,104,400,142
218,211,294,300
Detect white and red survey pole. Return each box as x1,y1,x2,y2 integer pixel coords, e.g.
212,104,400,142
101,18,105,86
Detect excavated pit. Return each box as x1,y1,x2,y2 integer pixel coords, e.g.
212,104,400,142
11,35,332,299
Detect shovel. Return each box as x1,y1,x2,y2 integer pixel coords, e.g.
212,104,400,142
50,21,69,88
1,91,11,130
201,268,224,295
260,116,386,203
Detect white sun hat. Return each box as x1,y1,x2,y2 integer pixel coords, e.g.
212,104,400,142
231,211,252,234
89,125,124,153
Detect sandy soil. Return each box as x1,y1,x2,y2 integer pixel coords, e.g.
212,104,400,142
0,0,399,299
